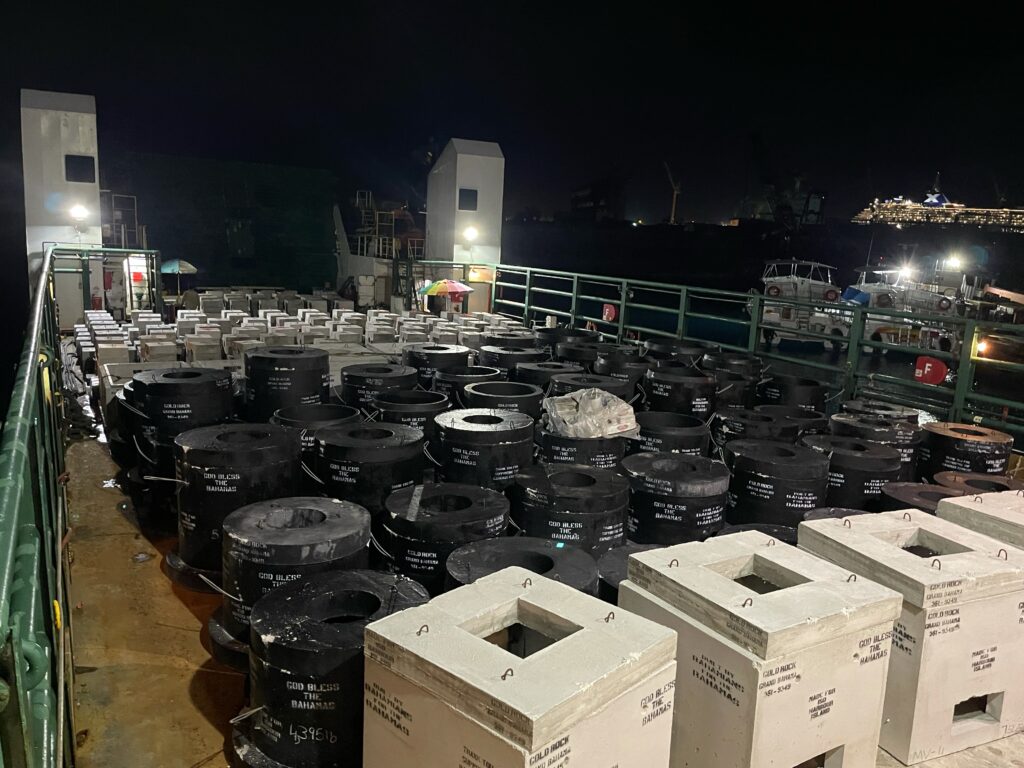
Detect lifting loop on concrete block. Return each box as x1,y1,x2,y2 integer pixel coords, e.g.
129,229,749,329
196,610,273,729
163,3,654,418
902,512,912,521
668,558,679,568
741,598,754,607
603,611,615,623
973,494,984,502
766,538,776,546
416,624,429,637
843,519,852,528
501,668,514,681
847,574,857,582
931,558,942,570
521,577,532,588
998,548,1009,560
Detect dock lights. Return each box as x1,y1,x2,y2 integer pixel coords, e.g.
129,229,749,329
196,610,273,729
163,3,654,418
462,226,479,242
945,255,962,270
69,204,89,222
976,339,989,355
899,266,914,278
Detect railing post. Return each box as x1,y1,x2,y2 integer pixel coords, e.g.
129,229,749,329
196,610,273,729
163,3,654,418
950,319,977,422
746,294,762,353
676,287,687,339
522,269,532,326
569,275,579,329
616,281,628,342
842,306,865,401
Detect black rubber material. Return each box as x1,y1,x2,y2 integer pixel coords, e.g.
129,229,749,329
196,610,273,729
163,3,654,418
918,422,1014,479
434,409,535,490
803,507,874,521
592,356,654,393
463,381,545,419
537,428,628,469
534,326,599,349
933,471,1024,494
712,370,758,409
757,374,829,412
372,390,449,442
700,352,763,379
315,423,424,518
133,368,233,437
549,373,634,400
714,523,798,545
217,497,371,649
619,452,731,544
711,408,800,446
597,543,660,603
632,412,710,456
829,413,925,482
554,342,602,365
381,483,509,595
401,343,472,389
512,464,629,555
841,400,921,423
478,345,547,377
432,365,503,407
445,536,599,595
644,368,717,417
337,363,418,410
270,404,361,493
513,361,585,388
245,346,331,422
724,439,830,526
755,405,829,435
643,339,718,364
483,331,536,349
240,570,429,768
174,424,300,575
880,482,964,514
800,435,903,511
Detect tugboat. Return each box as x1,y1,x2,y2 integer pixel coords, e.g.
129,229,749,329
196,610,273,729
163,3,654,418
758,260,849,350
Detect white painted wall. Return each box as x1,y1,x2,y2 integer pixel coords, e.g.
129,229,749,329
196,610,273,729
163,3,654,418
21,89,104,328
426,139,504,264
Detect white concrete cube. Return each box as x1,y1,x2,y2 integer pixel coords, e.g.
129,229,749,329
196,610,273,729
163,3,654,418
800,510,1024,763
620,531,901,768
364,566,677,768
937,491,1024,548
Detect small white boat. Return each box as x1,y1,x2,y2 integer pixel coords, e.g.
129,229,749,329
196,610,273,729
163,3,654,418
759,260,850,349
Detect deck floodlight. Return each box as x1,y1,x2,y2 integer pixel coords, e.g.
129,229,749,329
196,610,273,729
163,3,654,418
463,226,479,242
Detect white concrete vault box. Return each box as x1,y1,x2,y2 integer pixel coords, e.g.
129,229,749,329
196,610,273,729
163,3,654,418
800,510,1024,764
936,490,1024,548
363,566,677,768
618,530,901,768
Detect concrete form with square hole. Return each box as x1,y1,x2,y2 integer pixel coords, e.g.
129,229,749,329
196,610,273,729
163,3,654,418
800,510,1024,764
617,530,902,768
361,566,678,768
936,490,1024,550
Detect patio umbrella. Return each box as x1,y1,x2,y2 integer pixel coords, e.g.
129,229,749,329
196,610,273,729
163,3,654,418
418,278,474,312
160,259,198,295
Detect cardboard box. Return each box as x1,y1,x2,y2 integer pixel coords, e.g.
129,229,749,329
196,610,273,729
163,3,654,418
364,566,677,768
619,531,900,768
937,491,1024,548
800,510,1024,763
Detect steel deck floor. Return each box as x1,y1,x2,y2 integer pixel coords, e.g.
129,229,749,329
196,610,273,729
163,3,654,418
64,438,1024,768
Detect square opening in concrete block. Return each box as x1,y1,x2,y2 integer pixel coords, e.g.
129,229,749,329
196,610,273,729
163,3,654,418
474,601,582,659
711,553,812,595
795,745,845,768
897,529,974,559
951,691,1003,730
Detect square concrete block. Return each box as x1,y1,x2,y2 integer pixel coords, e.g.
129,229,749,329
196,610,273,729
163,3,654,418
800,510,1024,763
364,566,677,768
937,491,1024,549
139,341,177,362
619,530,901,768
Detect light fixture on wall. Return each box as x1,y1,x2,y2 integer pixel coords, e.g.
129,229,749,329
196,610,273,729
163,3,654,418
463,226,479,242
69,204,89,222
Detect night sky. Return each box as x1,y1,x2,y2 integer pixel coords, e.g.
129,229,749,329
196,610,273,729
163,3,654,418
4,6,1024,223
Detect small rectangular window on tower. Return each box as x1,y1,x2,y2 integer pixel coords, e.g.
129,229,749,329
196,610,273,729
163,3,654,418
65,154,97,184
458,188,478,211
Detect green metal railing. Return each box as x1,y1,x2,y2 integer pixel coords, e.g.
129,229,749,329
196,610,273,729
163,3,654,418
486,262,1024,438
1,245,71,768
